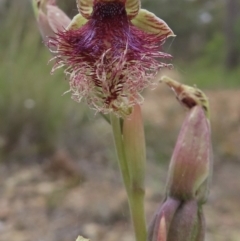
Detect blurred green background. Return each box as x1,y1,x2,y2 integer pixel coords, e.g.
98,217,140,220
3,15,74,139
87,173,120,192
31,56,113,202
0,0,240,241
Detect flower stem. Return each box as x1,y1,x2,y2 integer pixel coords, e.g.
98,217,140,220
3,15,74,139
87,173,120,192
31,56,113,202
110,113,147,241
128,188,147,241
110,114,130,192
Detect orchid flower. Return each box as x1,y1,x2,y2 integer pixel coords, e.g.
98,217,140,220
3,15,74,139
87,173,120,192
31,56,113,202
34,0,174,116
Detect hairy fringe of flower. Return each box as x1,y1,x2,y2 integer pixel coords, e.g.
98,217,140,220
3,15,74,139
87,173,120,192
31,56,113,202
48,25,172,116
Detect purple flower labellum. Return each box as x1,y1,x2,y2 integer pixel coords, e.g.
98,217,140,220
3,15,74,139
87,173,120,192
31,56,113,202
46,0,174,116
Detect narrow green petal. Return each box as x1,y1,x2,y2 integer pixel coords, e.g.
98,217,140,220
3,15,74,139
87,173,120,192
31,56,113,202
131,9,175,37
67,14,88,30
76,0,93,19
126,0,140,19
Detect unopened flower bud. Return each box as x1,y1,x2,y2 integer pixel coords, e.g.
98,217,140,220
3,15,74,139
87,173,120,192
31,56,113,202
148,198,206,241
32,0,70,42
148,197,181,241
148,86,211,241
166,106,212,202
167,200,204,241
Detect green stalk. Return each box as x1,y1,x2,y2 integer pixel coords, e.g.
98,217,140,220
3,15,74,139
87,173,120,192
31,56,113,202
110,112,147,241
110,114,131,192
128,189,147,241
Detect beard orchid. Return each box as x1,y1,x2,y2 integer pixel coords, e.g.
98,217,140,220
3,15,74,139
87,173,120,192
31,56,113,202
34,0,174,116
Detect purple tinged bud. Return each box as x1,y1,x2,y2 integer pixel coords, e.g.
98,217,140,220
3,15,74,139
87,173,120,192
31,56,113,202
148,197,181,241
32,0,71,42
167,200,201,241
166,106,212,202
38,9,56,42
148,104,211,241
148,199,206,241
46,4,71,33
